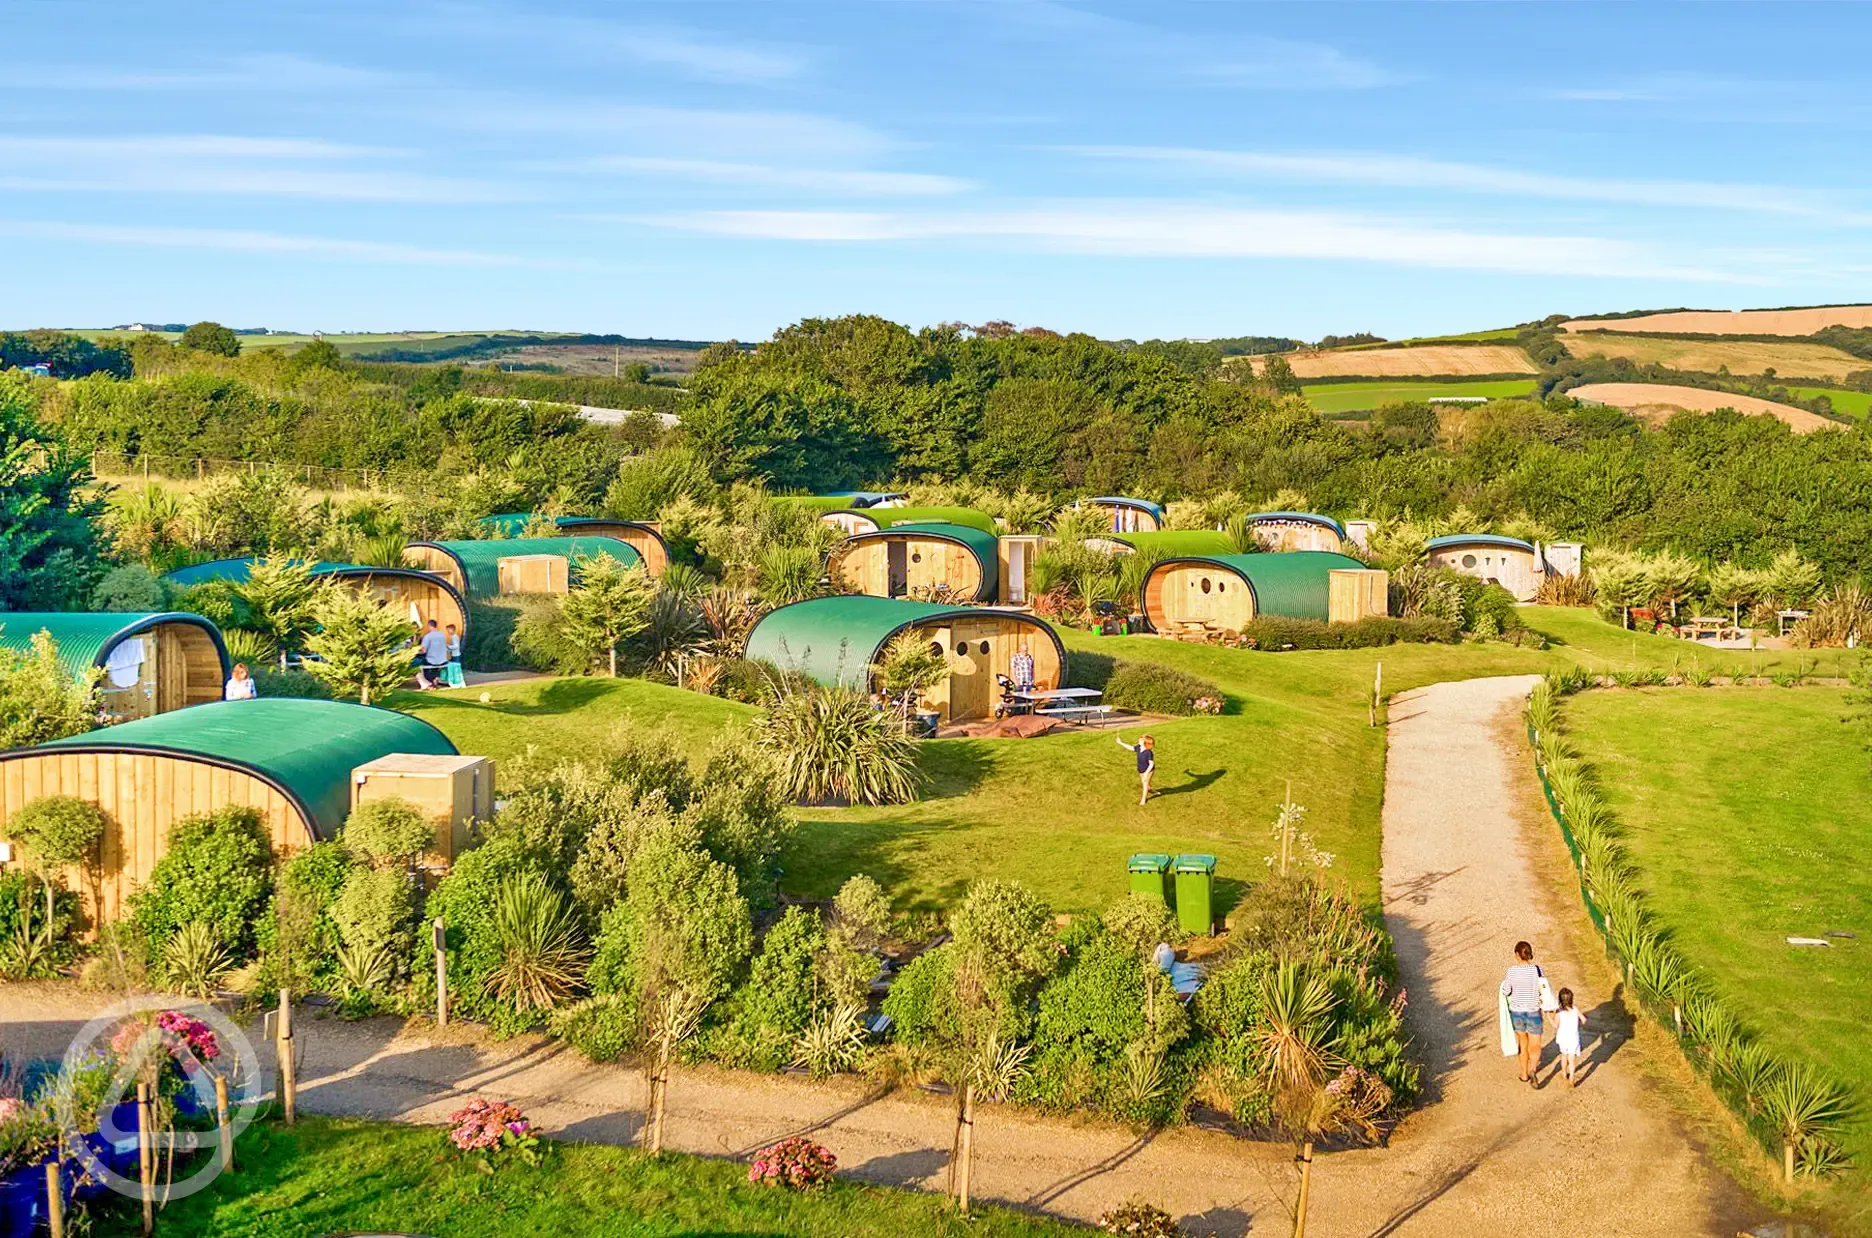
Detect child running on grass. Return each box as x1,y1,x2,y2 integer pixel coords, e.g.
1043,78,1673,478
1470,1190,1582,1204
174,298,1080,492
1555,987,1586,1087
1116,734,1155,806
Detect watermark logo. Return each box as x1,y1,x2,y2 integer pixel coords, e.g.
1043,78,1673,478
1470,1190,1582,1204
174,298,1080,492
49,995,267,1202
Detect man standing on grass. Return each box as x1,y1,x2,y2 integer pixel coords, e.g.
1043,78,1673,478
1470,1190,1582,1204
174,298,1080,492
418,619,450,690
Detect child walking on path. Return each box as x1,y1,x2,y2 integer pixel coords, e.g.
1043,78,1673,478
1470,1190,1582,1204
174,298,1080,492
1555,988,1586,1087
1115,734,1155,806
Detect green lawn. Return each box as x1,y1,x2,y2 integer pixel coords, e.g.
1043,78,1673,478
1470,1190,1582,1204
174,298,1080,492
389,609,1850,919
1787,386,1872,419
1563,687,1871,1163
1303,378,1539,414
95,1116,1084,1237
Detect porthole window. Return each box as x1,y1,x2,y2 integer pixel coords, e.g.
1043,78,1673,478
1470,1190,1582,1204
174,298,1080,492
928,641,943,658
911,551,922,563
978,641,990,655
1461,553,1478,569
1200,577,1213,594
954,642,967,655
1216,580,1226,592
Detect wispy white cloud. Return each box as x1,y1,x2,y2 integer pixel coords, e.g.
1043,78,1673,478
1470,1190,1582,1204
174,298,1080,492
566,156,970,197
0,53,399,93
0,133,525,203
429,4,808,83
0,221,529,266
1068,146,1872,224
626,202,1749,281
455,102,891,163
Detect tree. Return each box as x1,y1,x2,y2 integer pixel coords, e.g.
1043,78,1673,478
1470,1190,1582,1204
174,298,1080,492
5,795,108,944
0,629,98,748
1705,562,1762,627
871,631,949,731
559,554,657,677
0,376,105,610
289,339,343,372
236,556,328,658
302,588,419,704
179,321,241,357
1763,548,1822,612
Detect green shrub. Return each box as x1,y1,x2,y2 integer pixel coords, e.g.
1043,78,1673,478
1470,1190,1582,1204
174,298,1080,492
342,798,434,866
0,869,79,977
250,666,334,700
89,564,167,612
1101,661,1225,716
684,739,796,908
333,867,417,961
413,831,552,1028
464,599,526,671
753,684,922,807
511,594,591,675
1236,615,1457,651
706,906,827,1071
129,806,272,957
880,943,960,1047
255,840,353,991
0,630,98,748
587,826,753,1016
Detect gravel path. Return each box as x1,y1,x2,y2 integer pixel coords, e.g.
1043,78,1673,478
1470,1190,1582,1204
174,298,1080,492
0,676,1767,1234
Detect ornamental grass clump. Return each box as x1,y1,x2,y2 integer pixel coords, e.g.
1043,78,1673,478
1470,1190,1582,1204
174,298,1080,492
754,682,922,806
747,1134,837,1190
446,1097,541,1169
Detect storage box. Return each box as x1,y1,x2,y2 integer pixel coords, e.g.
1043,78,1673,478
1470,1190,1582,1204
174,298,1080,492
351,754,494,869
497,554,568,595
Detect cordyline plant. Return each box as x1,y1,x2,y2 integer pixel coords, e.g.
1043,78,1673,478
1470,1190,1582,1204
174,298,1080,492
754,682,922,806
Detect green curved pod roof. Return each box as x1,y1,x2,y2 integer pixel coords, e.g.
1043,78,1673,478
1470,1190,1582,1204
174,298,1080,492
29,698,457,840
1247,511,1347,539
744,596,1065,691
0,612,230,683
408,536,640,598
1425,533,1537,555
164,557,464,600
1149,551,1368,622
837,521,1002,603
1105,530,1235,557
1089,496,1165,520
827,506,998,535
478,514,670,552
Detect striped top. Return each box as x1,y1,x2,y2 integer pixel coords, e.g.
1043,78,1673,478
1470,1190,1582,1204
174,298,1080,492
1501,962,1544,1013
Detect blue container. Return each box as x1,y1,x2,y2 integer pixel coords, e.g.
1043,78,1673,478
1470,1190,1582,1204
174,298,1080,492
0,1170,36,1238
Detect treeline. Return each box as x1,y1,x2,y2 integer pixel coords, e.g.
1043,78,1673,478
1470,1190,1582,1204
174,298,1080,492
0,331,132,378
678,315,1872,582
348,331,715,365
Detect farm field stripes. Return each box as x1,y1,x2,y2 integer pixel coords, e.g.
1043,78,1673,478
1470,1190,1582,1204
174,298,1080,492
1562,305,1872,335
1268,343,1538,378
1303,378,1539,414
1562,687,1872,1169
1566,383,1837,432
1560,332,1867,380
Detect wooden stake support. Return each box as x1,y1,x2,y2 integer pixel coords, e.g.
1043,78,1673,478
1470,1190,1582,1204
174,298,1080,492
1293,1140,1314,1238
215,1074,232,1172
276,988,296,1127
433,918,448,1027
137,1081,154,1235
45,1160,64,1238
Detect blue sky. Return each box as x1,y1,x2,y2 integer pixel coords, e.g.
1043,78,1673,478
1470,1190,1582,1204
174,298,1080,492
4,1,1870,341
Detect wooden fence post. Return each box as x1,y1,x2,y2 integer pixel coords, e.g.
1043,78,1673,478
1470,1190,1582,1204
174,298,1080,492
1292,1140,1314,1237
45,1159,64,1238
215,1074,232,1171
433,918,449,1027
277,988,296,1127
136,1081,154,1235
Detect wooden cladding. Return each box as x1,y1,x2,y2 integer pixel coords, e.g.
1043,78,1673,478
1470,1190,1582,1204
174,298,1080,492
833,537,986,602
1327,569,1390,622
1251,521,1343,553
496,555,569,595
97,622,224,722
908,615,1062,723
0,750,311,924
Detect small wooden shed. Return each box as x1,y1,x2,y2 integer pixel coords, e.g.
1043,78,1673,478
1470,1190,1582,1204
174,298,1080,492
404,536,640,600
477,514,671,575
830,522,1002,603
1141,552,1387,633
165,559,469,641
1244,512,1346,553
1084,497,1165,533
1424,534,1546,602
352,752,494,870
818,506,999,537
744,596,1066,723
0,699,458,922
0,612,229,721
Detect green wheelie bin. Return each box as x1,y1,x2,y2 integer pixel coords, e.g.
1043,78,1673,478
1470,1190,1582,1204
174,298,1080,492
1173,853,1218,935
1127,853,1173,906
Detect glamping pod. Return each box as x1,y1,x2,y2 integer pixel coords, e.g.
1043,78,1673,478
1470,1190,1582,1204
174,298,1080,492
1086,529,1236,557
0,612,229,721
1243,512,1346,553
830,522,1001,603
0,698,458,921
778,492,907,514
166,559,468,639
404,536,639,599
1084,497,1165,534
477,514,671,575
1141,551,1387,634
744,596,1065,723
1424,534,1548,602
819,505,999,537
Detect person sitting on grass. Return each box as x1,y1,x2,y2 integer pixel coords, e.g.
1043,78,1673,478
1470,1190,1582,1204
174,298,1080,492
1115,733,1155,806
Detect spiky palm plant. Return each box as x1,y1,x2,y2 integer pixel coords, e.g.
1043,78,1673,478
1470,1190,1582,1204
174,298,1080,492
791,1003,869,1078
161,921,232,999
1763,1063,1856,1183
756,544,824,607
482,874,589,1013
1222,514,1267,555
219,627,278,670
755,684,923,806
1256,961,1340,1125
334,938,394,998
1718,1039,1778,1118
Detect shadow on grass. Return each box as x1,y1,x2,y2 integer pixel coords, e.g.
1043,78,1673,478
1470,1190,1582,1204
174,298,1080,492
395,677,617,717
785,817,974,910
1155,768,1225,799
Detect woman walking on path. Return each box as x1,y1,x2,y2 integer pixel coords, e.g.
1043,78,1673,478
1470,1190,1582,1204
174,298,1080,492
1500,940,1549,1085
1115,734,1155,806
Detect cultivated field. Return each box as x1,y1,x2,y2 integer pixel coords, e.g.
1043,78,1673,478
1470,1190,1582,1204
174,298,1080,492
1562,332,1867,380
1303,377,1539,414
1788,386,1872,418
476,342,704,375
1565,688,1871,1167
1263,344,1538,378
1563,305,1872,335
1567,382,1837,432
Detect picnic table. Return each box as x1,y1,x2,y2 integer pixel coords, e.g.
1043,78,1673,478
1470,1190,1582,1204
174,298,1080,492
1009,687,1110,724
1683,616,1728,642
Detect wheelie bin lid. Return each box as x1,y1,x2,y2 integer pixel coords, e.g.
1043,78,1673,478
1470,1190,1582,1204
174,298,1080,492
1173,853,1217,874
1128,853,1173,873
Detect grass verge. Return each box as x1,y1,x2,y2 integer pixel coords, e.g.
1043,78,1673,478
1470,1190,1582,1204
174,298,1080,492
1302,378,1539,414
